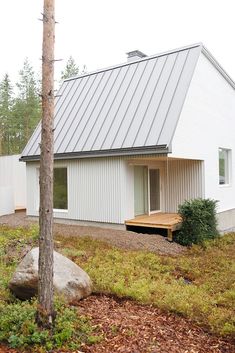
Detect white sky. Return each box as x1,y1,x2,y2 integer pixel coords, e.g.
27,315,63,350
0,0,235,86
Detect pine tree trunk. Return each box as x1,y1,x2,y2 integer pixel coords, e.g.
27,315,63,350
36,0,55,328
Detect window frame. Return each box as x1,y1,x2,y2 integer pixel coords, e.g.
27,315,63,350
53,166,68,211
218,148,231,187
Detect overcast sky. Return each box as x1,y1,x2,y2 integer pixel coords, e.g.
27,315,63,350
0,0,235,86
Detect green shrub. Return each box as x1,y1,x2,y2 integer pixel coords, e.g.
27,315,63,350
0,299,98,351
176,198,219,245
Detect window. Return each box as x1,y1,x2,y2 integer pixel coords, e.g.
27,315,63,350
149,169,160,212
219,148,230,185
53,168,68,209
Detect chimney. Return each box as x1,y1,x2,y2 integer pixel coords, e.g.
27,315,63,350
126,50,147,62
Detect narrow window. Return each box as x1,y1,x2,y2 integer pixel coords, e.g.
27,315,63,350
53,168,68,209
149,169,160,212
219,148,230,185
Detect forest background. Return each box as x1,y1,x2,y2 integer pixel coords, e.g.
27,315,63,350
0,56,84,155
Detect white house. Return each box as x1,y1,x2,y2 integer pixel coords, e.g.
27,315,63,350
20,43,235,233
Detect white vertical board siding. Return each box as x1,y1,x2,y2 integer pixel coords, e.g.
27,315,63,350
0,187,14,216
0,155,26,209
26,156,204,222
13,157,26,207
76,158,124,223
121,162,134,221
165,159,204,212
26,157,127,223
0,156,14,186
26,162,39,216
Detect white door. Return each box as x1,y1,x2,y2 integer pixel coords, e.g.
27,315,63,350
149,168,161,213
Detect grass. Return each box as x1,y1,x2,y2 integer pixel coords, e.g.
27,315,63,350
0,225,234,351
56,232,235,337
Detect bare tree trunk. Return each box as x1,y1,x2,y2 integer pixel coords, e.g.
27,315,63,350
36,0,55,328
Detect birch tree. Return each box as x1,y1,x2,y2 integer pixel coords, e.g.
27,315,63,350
36,0,55,328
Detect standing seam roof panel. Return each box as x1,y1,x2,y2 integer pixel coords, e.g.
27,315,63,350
130,55,167,148
157,46,202,145
81,67,122,151
155,49,190,145
21,44,202,159
134,53,178,147
22,80,70,157
90,65,130,151
74,69,117,152
97,63,139,150
79,68,121,151
54,75,96,153
120,57,159,148
101,61,147,150
33,79,77,156
111,59,153,149
53,77,86,149
58,73,104,152
145,50,189,146
69,70,113,152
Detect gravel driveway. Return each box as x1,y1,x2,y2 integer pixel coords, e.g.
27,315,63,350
0,211,184,255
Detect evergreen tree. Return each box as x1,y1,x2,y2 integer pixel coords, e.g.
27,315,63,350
0,74,13,155
60,56,86,81
12,58,41,152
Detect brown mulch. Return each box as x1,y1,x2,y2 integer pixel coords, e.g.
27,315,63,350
0,212,184,255
77,295,235,353
1,295,233,353
0,348,17,353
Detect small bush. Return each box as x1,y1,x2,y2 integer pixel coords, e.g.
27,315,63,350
176,198,219,245
0,299,98,351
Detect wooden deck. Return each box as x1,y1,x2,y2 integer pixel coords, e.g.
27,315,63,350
15,206,26,212
125,213,182,241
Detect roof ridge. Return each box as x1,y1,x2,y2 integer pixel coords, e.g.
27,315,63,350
64,43,203,83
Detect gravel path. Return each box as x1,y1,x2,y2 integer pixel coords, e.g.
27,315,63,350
0,211,184,255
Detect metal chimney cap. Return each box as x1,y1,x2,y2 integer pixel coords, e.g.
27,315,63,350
126,50,147,59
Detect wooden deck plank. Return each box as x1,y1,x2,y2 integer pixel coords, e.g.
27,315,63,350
125,213,182,241
15,206,26,212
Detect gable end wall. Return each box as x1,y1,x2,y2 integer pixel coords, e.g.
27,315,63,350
171,53,235,212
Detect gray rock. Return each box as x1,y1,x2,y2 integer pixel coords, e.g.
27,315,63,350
9,247,92,301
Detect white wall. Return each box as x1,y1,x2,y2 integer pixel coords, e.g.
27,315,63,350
26,157,132,224
26,155,204,223
171,53,235,212
0,187,14,216
0,155,26,214
165,159,204,212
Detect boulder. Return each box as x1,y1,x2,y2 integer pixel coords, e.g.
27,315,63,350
9,247,92,301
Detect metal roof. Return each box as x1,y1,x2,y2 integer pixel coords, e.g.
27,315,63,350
21,43,202,161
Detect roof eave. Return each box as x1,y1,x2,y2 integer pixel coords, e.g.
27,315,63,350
20,145,169,162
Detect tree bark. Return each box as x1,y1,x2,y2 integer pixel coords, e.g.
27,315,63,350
36,0,55,328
